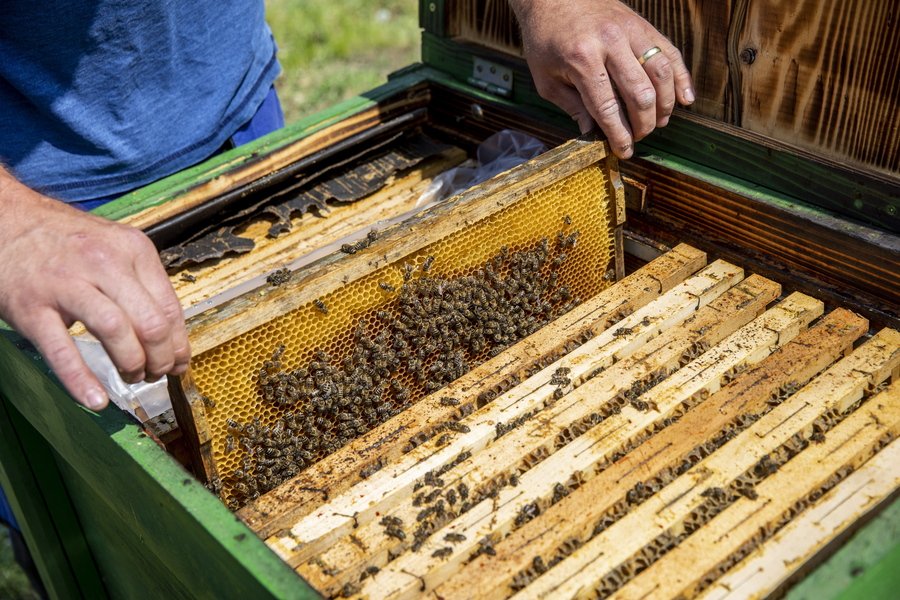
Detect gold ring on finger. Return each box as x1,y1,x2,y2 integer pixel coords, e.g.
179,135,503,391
638,46,663,65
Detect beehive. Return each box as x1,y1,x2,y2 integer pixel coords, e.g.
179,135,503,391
233,245,899,600
170,138,624,507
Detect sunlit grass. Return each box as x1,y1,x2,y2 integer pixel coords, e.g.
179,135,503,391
266,0,421,123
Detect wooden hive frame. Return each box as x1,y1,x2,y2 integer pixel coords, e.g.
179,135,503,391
169,136,626,500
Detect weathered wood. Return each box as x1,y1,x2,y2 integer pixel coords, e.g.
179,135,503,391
170,148,467,312
265,261,743,565
120,93,429,231
183,138,616,357
620,383,900,600
738,0,900,175
239,244,707,537
307,274,781,595
515,323,894,600
167,369,218,485
437,308,867,599
624,157,900,324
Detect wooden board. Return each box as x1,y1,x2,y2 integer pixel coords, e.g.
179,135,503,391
737,0,900,175
652,382,900,600
507,327,897,600
239,244,707,537
366,307,866,599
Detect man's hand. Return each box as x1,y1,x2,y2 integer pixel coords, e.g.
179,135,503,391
510,0,695,158
0,170,190,410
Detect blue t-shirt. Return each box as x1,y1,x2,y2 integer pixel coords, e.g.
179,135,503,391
0,1,281,202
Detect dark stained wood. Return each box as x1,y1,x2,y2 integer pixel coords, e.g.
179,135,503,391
622,156,900,329
626,0,734,121
168,371,218,486
739,0,900,175
448,0,521,56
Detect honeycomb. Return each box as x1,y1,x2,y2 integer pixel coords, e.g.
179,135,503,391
189,162,618,506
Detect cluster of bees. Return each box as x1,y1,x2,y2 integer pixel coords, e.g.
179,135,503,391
224,234,581,507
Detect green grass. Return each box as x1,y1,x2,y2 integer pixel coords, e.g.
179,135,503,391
0,529,38,600
266,0,421,123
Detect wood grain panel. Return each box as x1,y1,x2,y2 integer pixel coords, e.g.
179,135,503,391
739,0,900,174
625,0,733,120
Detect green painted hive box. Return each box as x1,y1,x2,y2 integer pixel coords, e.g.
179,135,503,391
1,1,898,599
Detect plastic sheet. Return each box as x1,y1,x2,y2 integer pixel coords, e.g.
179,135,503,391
417,129,547,206
74,337,171,421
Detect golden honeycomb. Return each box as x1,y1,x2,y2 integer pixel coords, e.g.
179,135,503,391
189,162,618,505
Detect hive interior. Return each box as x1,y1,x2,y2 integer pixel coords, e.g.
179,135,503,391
187,161,618,506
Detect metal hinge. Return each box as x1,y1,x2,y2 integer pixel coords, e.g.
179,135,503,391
467,57,513,98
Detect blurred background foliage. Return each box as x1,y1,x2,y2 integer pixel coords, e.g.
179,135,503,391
266,0,421,123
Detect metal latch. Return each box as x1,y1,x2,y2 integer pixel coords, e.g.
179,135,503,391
468,57,513,98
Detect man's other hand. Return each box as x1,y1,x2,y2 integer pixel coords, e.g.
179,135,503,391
0,172,190,410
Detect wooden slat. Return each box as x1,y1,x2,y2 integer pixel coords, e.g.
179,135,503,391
513,324,895,600
308,275,783,595
363,308,862,598
166,370,217,485
239,244,707,536
619,378,900,600
266,261,744,564
437,308,865,599
170,148,467,312
120,95,427,230
184,138,614,356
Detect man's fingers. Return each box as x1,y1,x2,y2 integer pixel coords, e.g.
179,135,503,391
604,39,658,142
632,38,676,127
659,38,695,106
26,312,109,411
132,239,190,376
535,76,595,134
63,284,147,383
571,71,635,158
96,266,176,383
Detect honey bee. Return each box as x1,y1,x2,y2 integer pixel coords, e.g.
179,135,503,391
225,435,235,454
200,395,216,408
432,547,452,559
340,244,357,255
458,482,469,501
422,255,435,273
378,281,395,292
444,422,470,434
444,532,466,543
